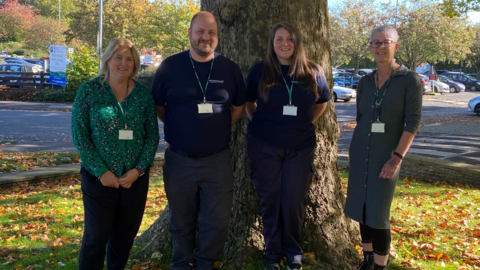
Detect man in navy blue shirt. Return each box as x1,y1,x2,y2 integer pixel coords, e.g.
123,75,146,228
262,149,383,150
151,11,246,270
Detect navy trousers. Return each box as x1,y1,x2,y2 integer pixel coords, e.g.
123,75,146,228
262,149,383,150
79,167,149,270
247,134,314,263
163,147,233,270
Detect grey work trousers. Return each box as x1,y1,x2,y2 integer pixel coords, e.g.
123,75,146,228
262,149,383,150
163,147,233,270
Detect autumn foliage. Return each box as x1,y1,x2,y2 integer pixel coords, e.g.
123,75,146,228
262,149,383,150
0,0,67,50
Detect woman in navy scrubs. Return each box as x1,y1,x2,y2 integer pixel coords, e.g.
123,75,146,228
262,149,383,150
245,22,331,270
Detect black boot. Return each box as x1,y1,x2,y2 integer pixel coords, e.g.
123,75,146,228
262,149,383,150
357,252,374,270
373,264,387,270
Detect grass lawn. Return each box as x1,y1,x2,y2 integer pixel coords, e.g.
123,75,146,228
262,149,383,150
0,152,80,173
1,168,480,269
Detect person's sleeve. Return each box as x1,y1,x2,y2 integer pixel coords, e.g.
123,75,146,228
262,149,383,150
136,86,160,171
315,68,331,104
246,62,261,102
71,82,109,177
403,73,423,134
232,63,246,106
151,59,169,106
356,78,363,122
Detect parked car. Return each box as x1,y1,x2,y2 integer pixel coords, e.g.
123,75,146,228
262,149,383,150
418,74,432,93
418,74,449,93
332,67,339,74
0,63,37,86
436,70,448,75
23,59,43,66
444,72,480,91
333,85,356,102
467,73,477,80
468,96,480,116
437,75,465,93
0,51,7,57
4,57,43,72
333,72,362,88
357,69,373,76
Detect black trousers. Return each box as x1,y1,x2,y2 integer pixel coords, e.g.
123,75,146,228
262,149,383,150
247,134,314,263
79,167,149,270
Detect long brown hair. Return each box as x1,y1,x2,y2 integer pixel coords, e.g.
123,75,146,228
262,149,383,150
259,22,321,102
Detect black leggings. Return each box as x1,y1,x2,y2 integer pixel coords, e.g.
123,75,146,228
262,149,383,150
360,204,391,256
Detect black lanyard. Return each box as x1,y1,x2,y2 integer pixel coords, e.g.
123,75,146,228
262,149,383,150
375,64,396,122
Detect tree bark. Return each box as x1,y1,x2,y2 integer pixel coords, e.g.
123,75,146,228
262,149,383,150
134,0,360,268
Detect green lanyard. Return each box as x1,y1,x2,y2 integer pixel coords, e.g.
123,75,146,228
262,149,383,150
189,51,215,104
107,81,129,129
282,75,295,105
375,63,396,122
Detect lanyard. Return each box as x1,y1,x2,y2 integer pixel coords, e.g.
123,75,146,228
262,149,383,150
189,51,215,104
282,75,295,105
375,63,396,122
107,81,129,129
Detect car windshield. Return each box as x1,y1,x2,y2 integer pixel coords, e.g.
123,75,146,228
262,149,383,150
439,77,451,82
0,65,22,72
465,75,476,80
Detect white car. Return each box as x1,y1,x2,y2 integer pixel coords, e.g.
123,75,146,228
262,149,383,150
333,86,356,102
430,80,450,93
468,96,480,116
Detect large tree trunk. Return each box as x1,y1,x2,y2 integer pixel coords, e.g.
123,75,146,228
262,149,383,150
134,0,360,268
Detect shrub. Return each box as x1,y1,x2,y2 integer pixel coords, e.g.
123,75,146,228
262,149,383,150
0,87,76,103
12,49,24,55
66,45,98,93
136,65,157,88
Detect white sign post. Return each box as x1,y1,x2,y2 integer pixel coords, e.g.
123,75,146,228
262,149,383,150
49,45,67,88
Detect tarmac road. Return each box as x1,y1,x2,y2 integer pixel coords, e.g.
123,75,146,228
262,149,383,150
0,92,479,164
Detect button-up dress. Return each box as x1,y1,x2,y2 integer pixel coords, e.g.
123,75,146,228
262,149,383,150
344,65,422,229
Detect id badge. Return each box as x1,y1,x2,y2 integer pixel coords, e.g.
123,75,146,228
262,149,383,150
283,105,297,116
198,103,213,114
119,130,133,140
371,122,385,133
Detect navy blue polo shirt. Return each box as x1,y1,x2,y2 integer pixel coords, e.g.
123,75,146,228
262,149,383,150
246,62,330,150
151,50,246,155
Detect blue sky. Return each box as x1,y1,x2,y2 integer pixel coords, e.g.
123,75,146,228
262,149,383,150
327,0,480,24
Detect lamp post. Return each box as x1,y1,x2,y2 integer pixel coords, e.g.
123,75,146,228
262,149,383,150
58,0,61,22
98,0,103,70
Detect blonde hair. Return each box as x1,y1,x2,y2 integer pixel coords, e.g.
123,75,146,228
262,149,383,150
97,37,141,82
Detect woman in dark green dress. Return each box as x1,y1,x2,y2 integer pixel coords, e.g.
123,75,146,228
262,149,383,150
344,25,422,270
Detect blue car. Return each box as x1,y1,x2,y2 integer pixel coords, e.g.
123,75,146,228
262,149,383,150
437,75,465,93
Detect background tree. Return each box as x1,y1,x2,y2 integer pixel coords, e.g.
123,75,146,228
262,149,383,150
0,0,35,42
20,0,76,25
329,0,377,74
142,0,199,58
383,0,473,70
133,0,360,269
67,0,153,50
22,16,67,51
467,24,480,78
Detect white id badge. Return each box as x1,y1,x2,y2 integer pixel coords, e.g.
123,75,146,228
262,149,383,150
283,105,297,116
371,123,385,133
198,103,213,114
119,130,133,140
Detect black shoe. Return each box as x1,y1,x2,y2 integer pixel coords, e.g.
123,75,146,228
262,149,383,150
373,264,387,270
287,260,303,270
357,252,374,270
265,259,280,270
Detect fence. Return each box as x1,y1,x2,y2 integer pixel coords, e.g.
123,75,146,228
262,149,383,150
0,72,50,88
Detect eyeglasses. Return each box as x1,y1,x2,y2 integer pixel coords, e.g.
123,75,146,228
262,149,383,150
370,40,395,48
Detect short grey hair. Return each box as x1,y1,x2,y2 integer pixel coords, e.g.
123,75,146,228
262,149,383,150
370,25,399,42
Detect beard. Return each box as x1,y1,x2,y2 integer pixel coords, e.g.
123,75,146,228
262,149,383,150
191,39,216,57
